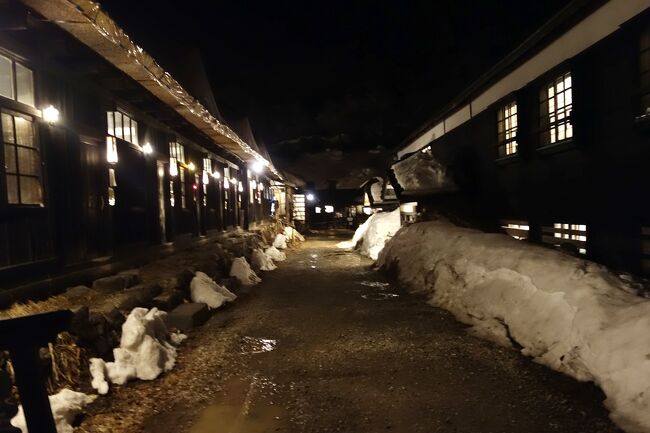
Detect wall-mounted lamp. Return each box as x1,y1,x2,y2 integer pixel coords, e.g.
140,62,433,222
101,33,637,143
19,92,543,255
251,161,264,174
212,171,221,179
187,162,195,171
42,105,60,124
142,142,153,155
306,193,315,201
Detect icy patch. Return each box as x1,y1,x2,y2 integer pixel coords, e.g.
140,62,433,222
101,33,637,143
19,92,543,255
338,209,401,260
265,246,286,262
239,336,277,354
377,219,650,433
89,307,182,394
273,234,288,249
11,388,96,433
358,281,391,288
191,271,236,309
252,248,277,271
284,226,305,242
230,257,261,286
361,293,400,301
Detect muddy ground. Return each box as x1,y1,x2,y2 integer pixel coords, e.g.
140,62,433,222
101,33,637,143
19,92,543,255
78,231,621,433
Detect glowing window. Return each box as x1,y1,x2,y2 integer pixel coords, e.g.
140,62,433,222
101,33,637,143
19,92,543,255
501,220,529,240
107,111,139,145
540,72,572,146
315,206,321,214
497,101,518,157
547,223,586,254
325,205,334,213
0,55,34,107
2,111,42,205
169,142,185,163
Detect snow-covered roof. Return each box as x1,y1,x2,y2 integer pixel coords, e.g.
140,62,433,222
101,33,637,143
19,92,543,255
22,0,283,179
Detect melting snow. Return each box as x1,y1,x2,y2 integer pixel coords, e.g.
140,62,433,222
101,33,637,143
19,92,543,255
230,257,261,286
190,271,237,309
11,388,95,433
337,209,401,260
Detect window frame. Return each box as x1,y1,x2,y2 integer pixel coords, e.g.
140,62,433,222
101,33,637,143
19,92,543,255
0,52,36,108
106,110,139,146
539,71,573,147
1,109,44,207
497,100,518,158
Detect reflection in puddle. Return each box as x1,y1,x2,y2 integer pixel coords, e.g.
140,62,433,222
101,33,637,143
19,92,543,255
358,281,391,288
239,337,277,354
190,376,288,433
361,293,400,301
310,253,318,259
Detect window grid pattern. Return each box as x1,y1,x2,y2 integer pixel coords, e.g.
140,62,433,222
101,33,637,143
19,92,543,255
497,101,518,157
540,72,573,146
169,142,185,164
179,166,187,208
0,55,34,107
542,223,587,255
641,25,650,114
1,111,42,205
107,111,139,145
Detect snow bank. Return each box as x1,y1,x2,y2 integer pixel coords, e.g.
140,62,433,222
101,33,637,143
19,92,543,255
190,271,237,309
377,220,650,433
89,307,182,394
273,234,288,249
337,209,401,260
265,246,286,262
252,248,277,271
392,151,457,192
284,226,305,242
230,257,261,285
11,388,95,433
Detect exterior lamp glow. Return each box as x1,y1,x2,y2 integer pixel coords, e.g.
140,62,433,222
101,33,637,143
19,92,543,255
187,162,195,171
251,161,264,174
202,170,209,185
306,193,315,201
142,142,153,155
169,157,178,177
42,105,60,124
212,171,220,179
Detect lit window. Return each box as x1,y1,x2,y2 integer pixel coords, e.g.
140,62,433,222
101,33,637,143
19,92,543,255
293,194,306,221
0,55,34,107
325,205,334,213
179,167,186,208
315,206,321,214
202,158,212,186
545,223,586,254
169,141,185,163
107,111,139,145
501,220,529,240
540,72,572,146
1,111,42,205
497,101,518,157
640,25,650,114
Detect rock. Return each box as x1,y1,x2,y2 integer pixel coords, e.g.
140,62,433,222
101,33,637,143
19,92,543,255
151,290,185,311
218,277,240,293
118,284,163,311
176,269,195,292
104,308,125,330
69,306,93,340
117,269,141,288
164,303,211,331
92,275,127,292
65,285,90,298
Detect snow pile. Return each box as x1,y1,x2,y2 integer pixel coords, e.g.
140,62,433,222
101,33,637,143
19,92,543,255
273,234,288,249
265,246,286,262
89,307,182,394
190,271,236,309
337,209,401,260
230,257,261,285
284,226,305,242
11,388,95,433
369,177,383,202
377,220,650,433
392,151,457,193
252,248,277,271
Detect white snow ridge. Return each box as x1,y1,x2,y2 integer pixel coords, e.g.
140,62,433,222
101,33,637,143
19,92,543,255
252,248,277,271
265,246,286,262
273,234,288,249
11,388,95,433
190,271,237,309
230,257,262,285
89,307,182,394
337,209,401,260
377,219,650,433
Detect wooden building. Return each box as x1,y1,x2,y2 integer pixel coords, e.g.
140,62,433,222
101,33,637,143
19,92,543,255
0,0,285,290
392,0,650,274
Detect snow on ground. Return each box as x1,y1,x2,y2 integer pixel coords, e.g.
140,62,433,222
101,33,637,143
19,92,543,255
376,219,650,433
190,271,237,309
252,248,277,271
89,307,182,394
273,234,288,249
11,388,95,433
337,209,401,260
392,151,457,192
265,246,286,262
230,257,262,285
284,226,305,242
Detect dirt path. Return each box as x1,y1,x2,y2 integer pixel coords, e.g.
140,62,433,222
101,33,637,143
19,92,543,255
80,232,621,433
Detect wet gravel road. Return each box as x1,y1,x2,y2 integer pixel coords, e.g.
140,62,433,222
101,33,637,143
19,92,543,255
83,232,621,433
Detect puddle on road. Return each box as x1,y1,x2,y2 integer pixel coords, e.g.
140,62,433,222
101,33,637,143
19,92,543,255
361,292,400,301
239,337,277,354
189,376,288,433
357,281,391,289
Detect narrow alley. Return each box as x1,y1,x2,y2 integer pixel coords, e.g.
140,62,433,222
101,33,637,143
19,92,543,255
80,232,620,433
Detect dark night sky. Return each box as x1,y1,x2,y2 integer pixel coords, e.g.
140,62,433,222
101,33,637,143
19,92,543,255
101,1,571,187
